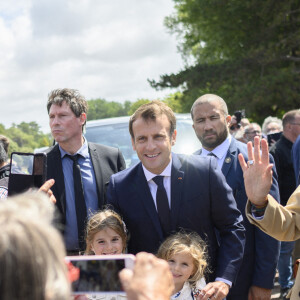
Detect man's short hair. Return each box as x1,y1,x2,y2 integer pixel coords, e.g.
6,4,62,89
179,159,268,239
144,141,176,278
282,109,300,128
129,100,176,139
47,88,88,125
190,94,229,120
0,135,9,154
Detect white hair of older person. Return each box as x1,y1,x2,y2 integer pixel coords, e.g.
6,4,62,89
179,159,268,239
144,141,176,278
0,190,70,300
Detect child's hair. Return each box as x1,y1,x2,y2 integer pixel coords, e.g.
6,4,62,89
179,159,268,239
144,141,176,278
157,231,208,287
85,209,127,255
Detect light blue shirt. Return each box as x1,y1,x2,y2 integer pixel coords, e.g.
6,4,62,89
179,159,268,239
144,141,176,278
59,139,98,250
200,135,231,169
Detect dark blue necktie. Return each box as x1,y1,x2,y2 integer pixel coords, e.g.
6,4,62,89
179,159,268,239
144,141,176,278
208,152,216,157
152,176,171,237
65,154,87,251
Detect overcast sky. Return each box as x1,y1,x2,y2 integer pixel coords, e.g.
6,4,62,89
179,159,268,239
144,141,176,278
0,0,183,133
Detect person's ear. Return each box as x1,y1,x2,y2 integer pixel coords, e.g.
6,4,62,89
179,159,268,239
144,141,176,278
80,113,87,125
171,129,177,146
226,115,232,127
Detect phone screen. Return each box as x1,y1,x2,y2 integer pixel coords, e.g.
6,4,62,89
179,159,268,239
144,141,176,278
8,152,47,196
267,132,282,146
67,257,126,294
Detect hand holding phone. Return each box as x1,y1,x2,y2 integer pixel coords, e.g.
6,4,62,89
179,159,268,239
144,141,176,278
267,131,282,146
8,152,47,196
65,254,135,295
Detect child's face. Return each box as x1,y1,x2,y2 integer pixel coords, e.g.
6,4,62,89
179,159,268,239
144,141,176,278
167,251,195,289
91,227,123,255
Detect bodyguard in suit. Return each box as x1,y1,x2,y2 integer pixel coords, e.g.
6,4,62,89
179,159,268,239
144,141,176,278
191,94,280,300
107,100,245,300
46,89,125,253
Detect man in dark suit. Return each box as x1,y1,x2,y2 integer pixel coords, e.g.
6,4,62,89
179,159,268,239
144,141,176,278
191,94,280,300
107,100,245,300
46,88,125,253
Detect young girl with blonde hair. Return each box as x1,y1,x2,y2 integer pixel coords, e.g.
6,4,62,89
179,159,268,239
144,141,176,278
157,231,208,300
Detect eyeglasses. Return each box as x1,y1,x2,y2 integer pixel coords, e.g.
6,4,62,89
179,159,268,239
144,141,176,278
245,131,261,135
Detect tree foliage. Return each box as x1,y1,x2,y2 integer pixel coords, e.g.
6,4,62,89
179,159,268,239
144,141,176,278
150,0,300,123
87,95,185,120
87,98,131,121
0,122,51,155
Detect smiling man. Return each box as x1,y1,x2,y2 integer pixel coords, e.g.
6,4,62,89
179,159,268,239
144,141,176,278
107,100,246,300
191,94,280,300
46,88,125,253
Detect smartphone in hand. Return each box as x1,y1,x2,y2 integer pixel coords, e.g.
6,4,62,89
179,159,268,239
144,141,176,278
267,132,282,146
65,254,135,295
8,152,47,196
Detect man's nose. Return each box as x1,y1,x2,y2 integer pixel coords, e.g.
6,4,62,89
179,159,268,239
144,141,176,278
50,116,59,125
146,139,156,151
203,120,213,130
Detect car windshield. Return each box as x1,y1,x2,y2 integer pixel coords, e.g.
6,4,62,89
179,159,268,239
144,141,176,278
85,115,201,168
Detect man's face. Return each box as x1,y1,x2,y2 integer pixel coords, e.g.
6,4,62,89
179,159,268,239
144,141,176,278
289,114,300,142
49,101,86,145
131,115,177,174
243,124,262,143
192,101,230,151
266,122,281,134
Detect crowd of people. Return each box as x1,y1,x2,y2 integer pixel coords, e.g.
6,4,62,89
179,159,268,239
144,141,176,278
0,89,300,300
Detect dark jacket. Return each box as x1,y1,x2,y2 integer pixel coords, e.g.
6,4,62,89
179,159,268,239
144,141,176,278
270,135,295,206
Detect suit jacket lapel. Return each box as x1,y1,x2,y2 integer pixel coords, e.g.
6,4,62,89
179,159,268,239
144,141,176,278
52,145,66,215
170,154,184,231
136,164,164,239
221,138,236,177
88,142,104,207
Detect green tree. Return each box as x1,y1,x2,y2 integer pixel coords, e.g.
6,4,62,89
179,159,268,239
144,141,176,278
0,122,51,155
163,92,184,113
87,98,129,120
150,0,300,123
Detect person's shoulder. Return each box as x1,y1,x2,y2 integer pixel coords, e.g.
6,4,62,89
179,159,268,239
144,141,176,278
110,162,140,181
88,142,120,154
175,153,211,169
45,144,60,161
45,144,58,154
230,138,248,157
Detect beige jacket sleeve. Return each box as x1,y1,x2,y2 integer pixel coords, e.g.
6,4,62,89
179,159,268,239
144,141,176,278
246,185,300,241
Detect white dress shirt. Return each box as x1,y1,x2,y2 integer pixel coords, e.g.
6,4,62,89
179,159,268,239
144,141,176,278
142,159,172,209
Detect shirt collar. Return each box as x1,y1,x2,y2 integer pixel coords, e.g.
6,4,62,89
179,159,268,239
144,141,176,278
201,135,231,159
142,158,172,182
59,137,89,159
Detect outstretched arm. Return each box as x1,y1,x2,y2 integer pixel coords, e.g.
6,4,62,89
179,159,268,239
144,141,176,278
238,137,273,206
